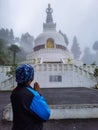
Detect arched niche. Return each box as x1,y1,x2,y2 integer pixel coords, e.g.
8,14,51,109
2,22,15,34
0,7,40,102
46,38,54,48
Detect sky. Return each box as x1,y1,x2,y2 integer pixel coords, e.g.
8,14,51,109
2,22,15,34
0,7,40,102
0,0,98,52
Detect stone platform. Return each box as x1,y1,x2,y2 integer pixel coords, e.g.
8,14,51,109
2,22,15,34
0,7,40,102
1,87,98,130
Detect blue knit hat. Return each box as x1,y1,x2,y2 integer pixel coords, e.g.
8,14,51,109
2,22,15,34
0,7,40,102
16,64,34,83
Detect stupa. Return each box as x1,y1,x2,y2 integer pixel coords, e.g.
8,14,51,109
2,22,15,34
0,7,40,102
20,4,95,88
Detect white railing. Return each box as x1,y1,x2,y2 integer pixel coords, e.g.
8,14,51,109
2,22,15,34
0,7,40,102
0,77,16,90
33,63,96,88
0,64,97,90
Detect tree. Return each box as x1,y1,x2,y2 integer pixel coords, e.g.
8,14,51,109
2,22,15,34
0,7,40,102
0,39,10,65
0,28,6,39
0,28,15,45
0,54,5,65
20,32,34,52
94,67,98,88
93,41,98,65
9,44,21,65
81,47,95,65
59,30,69,45
93,41,98,52
14,37,20,43
71,36,81,59
0,38,7,49
9,29,14,44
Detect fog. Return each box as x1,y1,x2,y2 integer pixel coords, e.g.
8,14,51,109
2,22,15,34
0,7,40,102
0,0,98,52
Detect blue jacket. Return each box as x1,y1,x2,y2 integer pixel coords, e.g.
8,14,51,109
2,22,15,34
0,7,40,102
10,84,50,130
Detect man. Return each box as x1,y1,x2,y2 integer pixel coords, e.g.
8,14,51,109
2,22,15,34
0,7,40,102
11,64,50,130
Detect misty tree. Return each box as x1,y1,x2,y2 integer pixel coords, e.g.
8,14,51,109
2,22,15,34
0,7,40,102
0,39,6,65
93,41,98,53
0,28,6,39
93,41,98,64
20,32,34,52
0,39,11,65
3,29,9,41
59,30,69,45
0,39,7,49
9,44,21,65
14,37,20,43
0,28,28,65
9,29,14,44
0,28,15,44
93,67,98,88
17,48,27,62
81,47,95,65
71,36,81,59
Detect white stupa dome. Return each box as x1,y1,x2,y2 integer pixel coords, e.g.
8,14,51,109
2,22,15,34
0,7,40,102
34,30,66,47
33,4,66,51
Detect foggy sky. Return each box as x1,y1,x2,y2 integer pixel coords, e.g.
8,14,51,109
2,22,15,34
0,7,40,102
0,0,98,51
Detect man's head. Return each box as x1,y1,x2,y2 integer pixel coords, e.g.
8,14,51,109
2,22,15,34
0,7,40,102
16,64,34,84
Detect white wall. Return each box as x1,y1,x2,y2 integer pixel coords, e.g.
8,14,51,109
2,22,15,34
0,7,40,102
32,64,96,88
0,64,96,90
